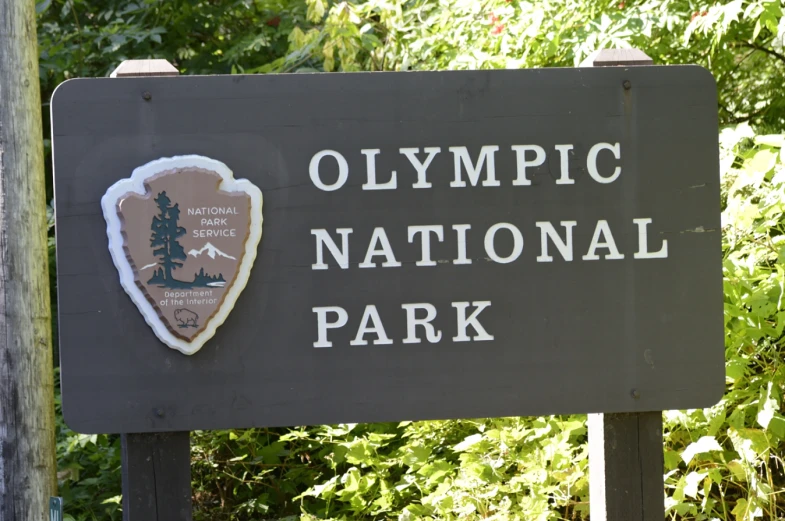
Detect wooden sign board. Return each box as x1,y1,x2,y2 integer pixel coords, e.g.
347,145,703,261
51,67,723,434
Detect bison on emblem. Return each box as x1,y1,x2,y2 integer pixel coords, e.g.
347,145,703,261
174,308,199,328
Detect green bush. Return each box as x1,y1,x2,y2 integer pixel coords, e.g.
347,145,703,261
55,371,123,521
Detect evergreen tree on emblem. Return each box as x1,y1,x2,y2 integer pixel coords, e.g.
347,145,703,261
146,191,226,289
149,191,187,284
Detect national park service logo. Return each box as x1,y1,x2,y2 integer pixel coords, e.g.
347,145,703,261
102,156,263,355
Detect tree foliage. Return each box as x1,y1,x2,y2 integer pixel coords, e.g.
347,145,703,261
43,0,785,520
37,0,785,127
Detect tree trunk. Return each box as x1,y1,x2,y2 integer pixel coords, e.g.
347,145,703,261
0,0,58,518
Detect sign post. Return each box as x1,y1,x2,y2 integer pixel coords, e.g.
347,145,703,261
121,432,191,520
52,54,724,520
582,48,666,521
110,59,193,521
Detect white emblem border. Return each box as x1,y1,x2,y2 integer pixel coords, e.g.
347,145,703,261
101,155,263,355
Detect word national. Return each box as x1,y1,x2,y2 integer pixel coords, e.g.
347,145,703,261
187,206,240,215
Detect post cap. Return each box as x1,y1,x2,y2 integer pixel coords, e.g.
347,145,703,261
110,59,180,78
580,48,654,67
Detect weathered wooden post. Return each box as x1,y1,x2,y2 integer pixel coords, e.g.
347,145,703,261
120,431,191,521
111,59,193,521
0,0,58,519
583,48,666,521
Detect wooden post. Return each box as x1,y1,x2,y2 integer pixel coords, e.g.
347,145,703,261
588,413,665,520
583,48,664,521
122,433,192,520
0,0,58,518
111,59,193,521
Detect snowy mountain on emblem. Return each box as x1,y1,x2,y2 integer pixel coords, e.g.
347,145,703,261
187,242,237,260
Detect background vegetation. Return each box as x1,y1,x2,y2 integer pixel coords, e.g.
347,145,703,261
41,0,785,519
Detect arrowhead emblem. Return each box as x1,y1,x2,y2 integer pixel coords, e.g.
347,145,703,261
102,156,263,355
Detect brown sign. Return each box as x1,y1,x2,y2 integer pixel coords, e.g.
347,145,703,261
102,156,263,355
54,67,722,434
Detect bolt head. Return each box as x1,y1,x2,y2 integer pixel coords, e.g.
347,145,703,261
142,91,152,101
631,389,641,399
622,80,632,90
154,408,165,417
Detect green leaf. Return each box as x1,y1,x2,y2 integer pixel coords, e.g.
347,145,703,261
764,413,785,439
753,19,762,41
401,443,431,467
754,134,785,147
417,460,453,484
756,382,779,431
36,0,52,14
684,471,707,499
306,0,326,23
729,428,770,463
747,149,777,175
664,449,682,470
681,436,723,464
726,357,748,382
726,460,747,482
452,433,483,452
